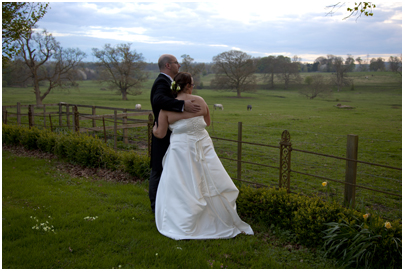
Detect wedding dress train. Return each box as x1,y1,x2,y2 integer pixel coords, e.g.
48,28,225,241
155,116,254,240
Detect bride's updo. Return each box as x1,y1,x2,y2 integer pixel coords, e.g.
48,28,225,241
171,72,192,94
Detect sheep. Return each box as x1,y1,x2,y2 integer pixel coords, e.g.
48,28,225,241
247,105,252,111
365,76,369,79
135,104,141,110
213,104,223,110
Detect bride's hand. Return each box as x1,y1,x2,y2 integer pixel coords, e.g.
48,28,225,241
153,122,158,134
184,99,201,113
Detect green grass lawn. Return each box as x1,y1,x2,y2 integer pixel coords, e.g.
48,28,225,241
2,71,402,220
2,150,342,269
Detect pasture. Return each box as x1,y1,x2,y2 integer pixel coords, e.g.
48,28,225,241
2,71,402,222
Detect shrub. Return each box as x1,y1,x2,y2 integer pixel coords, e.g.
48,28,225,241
236,185,402,268
37,130,58,153
323,214,402,268
291,197,362,246
19,126,41,150
2,124,150,178
2,124,24,146
121,151,151,180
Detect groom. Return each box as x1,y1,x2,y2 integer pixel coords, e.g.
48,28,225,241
149,54,201,213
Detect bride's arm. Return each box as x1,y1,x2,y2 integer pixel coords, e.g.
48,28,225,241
204,104,211,127
153,110,169,139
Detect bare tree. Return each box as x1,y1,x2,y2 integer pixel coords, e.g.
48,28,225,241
388,55,402,76
180,54,205,89
276,55,302,89
211,50,257,98
330,55,352,91
16,29,86,105
300,74,332,99
92,43,149,100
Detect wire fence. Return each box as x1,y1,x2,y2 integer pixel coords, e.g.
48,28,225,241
2,102,402,221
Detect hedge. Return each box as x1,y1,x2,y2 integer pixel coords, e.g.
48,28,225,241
2,124,150,180
237,185,402,268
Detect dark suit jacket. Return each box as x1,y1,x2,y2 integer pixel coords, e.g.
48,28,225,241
150,73,184,172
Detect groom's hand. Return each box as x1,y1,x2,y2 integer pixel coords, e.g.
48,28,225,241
184,99,201,113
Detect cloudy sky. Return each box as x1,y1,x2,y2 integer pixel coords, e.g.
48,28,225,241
34,1,402,63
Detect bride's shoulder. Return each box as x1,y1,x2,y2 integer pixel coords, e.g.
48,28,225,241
191,95,206,103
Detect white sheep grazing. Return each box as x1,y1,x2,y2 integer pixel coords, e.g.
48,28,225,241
213,104,223,110
135,104,141,110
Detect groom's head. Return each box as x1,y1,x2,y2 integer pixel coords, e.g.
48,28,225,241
158,54,181,79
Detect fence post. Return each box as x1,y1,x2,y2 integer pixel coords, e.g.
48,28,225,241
28,105,33,128
73,106,79,133
43,105,46,129
123,109,128,144
92,106,96,129
344,134,358,208
59,103,63,127
66,104,70,131
279,130,291,193
148,113,153,158
237,122,242,181
3,107,7,124
102,117,107,143
114,110,117,150
17,102,21,125
49,114,53,132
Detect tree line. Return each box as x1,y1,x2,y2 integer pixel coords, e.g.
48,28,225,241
2,2,402,105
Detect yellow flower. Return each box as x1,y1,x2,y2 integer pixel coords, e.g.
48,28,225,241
384,222,392,229
363,213,369,219
322,182,327,186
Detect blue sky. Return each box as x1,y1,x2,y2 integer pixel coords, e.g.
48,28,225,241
34,1,402,63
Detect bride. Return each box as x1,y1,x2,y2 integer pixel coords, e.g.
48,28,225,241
153,72,254,240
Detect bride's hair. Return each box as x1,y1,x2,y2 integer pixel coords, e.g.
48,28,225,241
172,72,192,93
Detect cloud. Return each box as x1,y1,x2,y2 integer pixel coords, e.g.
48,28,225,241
35,2,401,63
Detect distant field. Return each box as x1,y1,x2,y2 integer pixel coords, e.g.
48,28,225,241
2,71,402,219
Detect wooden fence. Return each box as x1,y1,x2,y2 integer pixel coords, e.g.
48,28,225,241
2,103,402,211
2,102,153,155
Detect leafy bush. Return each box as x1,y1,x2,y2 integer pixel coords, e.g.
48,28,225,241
323,215,402,269
2,124,149,178
37,130,58,153
19,126,41,150
121,151,151,180
236,185,402,268
291,197,361,246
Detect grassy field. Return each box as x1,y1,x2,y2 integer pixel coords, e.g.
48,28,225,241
2,71,402,220
2,149,342,269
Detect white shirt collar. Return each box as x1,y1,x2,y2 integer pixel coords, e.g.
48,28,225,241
160,72,173,82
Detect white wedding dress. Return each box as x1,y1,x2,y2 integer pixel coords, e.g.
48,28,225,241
155,116,254,240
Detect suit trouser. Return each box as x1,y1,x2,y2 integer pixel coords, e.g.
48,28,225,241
149,168,162,213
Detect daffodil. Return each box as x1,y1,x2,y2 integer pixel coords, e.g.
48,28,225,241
322,181,327,186
384,221,392,229
363,213,369,219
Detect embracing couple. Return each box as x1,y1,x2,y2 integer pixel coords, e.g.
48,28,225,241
149,54,254,240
